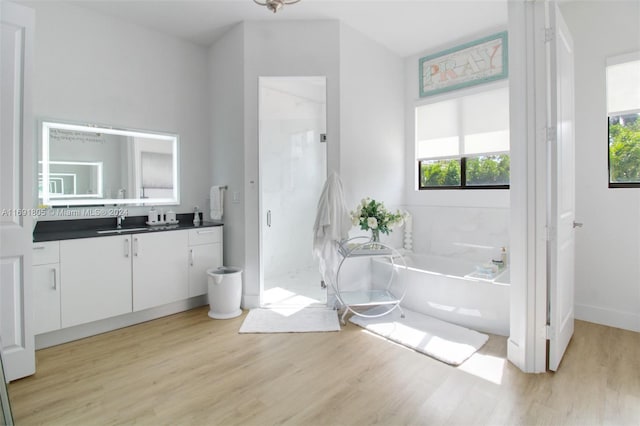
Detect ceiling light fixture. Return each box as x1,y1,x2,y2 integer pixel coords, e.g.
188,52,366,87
253,0,301,14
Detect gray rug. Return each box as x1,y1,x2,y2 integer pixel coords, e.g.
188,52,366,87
350,306,488,365
239,307,340,333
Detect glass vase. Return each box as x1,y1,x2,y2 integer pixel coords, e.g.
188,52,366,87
370,228,381,249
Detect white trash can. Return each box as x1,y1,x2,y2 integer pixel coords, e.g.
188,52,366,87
206,267,243,319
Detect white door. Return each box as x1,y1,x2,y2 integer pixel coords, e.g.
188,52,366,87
258,77,327,306
0,1,35,381
547,2,576,371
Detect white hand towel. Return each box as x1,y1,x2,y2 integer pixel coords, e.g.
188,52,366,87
210,186,224,220
312,172,352,293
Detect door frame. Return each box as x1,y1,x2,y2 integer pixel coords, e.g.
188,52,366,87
508,0,567,373
545,0,576,371
257,76,328,307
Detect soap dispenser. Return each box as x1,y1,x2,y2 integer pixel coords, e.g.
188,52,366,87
193,206,201,226
148,207,158,224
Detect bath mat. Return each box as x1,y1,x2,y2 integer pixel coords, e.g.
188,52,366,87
239,307,340,333
349,306,488,365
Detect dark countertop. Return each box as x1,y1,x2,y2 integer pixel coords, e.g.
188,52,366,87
33,214,223,243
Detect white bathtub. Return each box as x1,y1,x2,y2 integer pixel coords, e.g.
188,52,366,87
372,253,510,336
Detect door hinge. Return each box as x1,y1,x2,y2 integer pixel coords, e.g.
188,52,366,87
545,126,557,143
544,27,555,43
546,324,555,340
546,226,556,241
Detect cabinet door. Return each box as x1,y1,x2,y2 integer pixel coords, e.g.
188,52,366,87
132,231,188,311
188,243,222,297
60,236,133,328
33,264,61,335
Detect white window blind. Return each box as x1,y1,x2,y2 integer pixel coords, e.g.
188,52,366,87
416,86,510,160
606,54,640,115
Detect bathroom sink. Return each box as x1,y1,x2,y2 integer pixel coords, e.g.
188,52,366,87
96,227,149,234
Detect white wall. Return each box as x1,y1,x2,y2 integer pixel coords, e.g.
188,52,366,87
208,21,405,307
403,27,510,264
29,2,210,219
561,1,640,332
338,23,405,225
208,23,245,274
240,20,341,307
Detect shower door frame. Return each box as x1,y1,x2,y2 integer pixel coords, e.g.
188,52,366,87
257,76,328,307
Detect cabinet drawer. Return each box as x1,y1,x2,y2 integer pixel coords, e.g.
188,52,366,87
188,227,222,245
32,241,60,265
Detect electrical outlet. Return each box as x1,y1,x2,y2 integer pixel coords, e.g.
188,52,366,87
232,191,240,203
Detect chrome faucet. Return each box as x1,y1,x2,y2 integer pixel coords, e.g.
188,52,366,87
116,215,125,229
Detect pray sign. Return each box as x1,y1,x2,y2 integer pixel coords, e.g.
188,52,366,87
419,32,508,97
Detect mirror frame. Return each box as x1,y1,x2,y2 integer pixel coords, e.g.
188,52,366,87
40,120,180,207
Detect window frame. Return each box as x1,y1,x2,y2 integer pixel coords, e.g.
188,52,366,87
608,114,640,189
417,156,510,190
606,52,640,189
414,81,510,191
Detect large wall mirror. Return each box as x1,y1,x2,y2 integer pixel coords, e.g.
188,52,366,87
40,120,179,207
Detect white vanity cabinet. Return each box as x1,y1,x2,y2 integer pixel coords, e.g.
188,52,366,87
188,227,223,297
32,242,61,335
34,225,223,348
60,235,133,328
132,231,189,311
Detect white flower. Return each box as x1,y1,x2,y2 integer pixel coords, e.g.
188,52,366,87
350,207,361,224
367,217,378,229
361,197,369,207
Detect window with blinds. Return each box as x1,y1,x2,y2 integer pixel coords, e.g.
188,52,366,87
416,85,510,189
607,53,640,187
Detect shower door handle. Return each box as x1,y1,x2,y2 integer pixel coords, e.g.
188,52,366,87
267,210,272,227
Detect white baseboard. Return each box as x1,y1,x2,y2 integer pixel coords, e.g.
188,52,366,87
242,294,260,309
36,296,208,349
575,303,640,332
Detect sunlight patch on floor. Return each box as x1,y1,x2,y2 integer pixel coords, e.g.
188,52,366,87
360,328,506,385
263,287,326,312
263,265,326,306
458,353,506,384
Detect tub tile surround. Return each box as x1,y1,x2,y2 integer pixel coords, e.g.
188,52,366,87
373,255,510,336
351,203,511,336
403,204,510,265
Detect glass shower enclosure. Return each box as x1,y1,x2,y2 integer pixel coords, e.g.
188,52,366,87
258,76,328,306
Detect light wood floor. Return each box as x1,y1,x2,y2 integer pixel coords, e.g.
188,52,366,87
8,307,640,426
